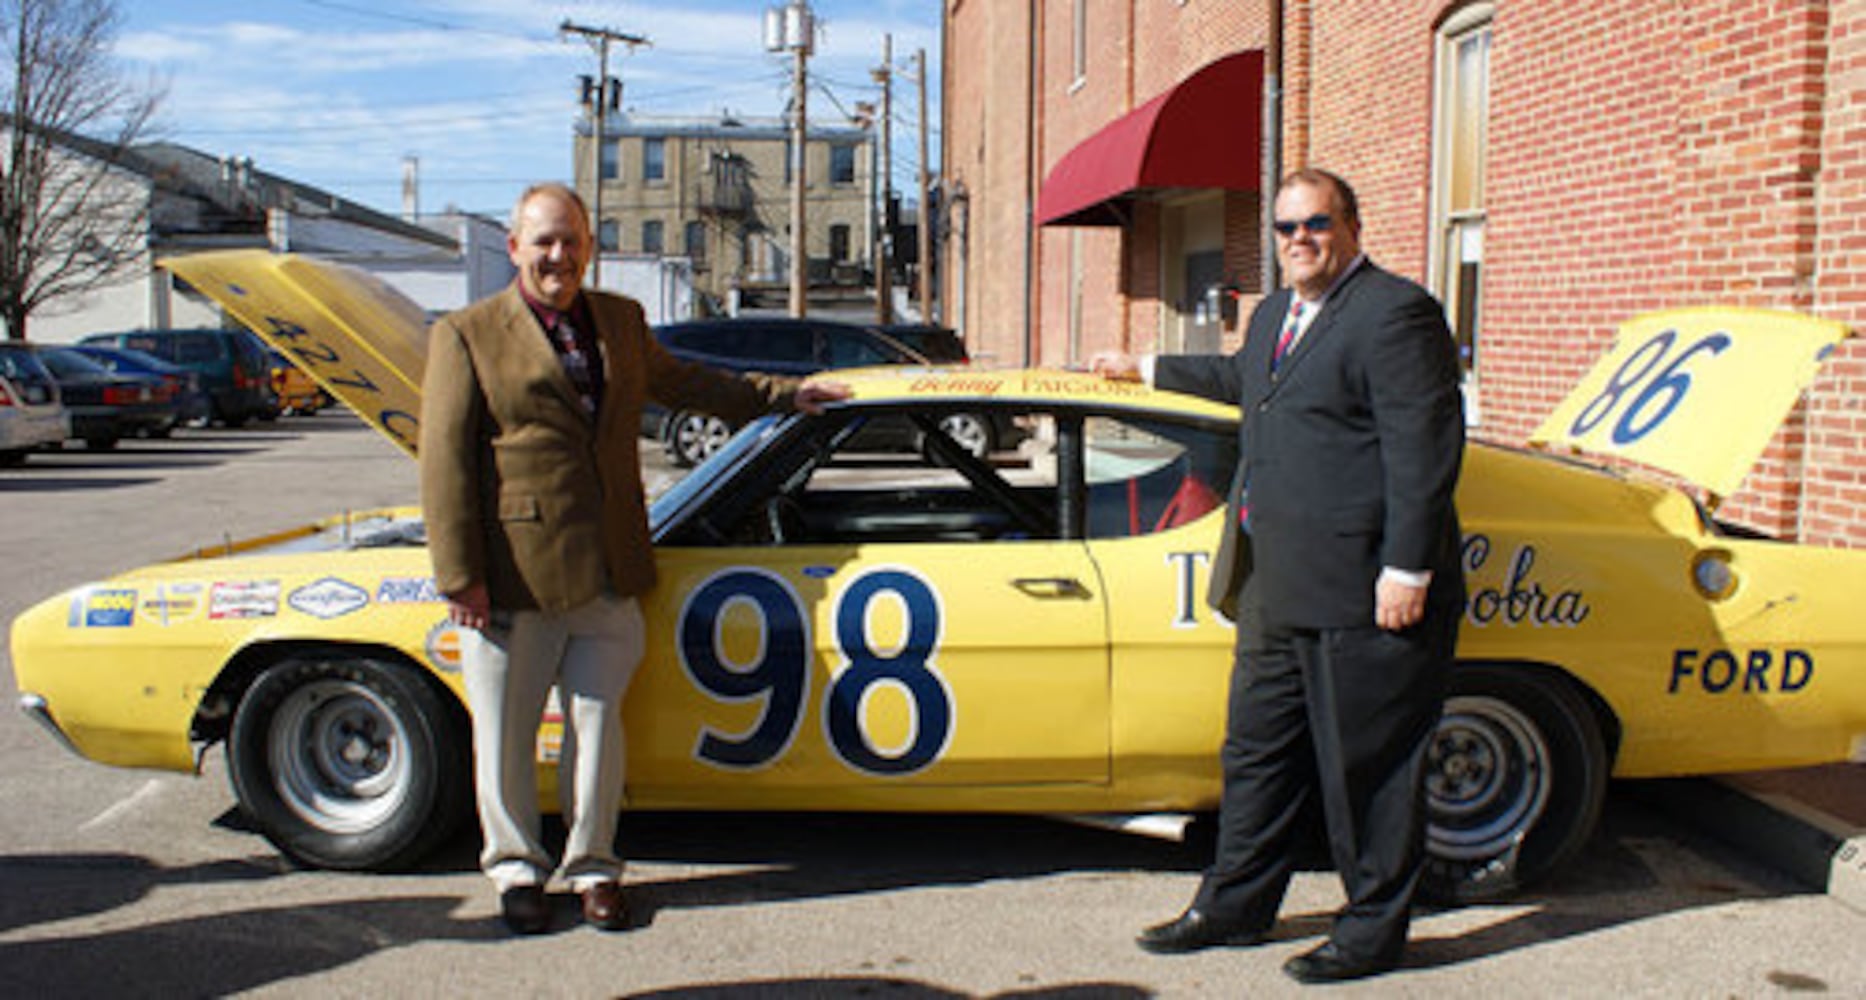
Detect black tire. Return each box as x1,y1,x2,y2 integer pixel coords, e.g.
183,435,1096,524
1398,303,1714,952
227,654,469,870
0,449,26,467
663,410,732,468
1422,665,1611,903
83,435,119,451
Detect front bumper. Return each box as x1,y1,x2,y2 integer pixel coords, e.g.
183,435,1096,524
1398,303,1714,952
18,693,81,757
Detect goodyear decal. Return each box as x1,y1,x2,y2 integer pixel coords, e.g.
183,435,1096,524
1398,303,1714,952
71,588,137,628
288,577,370,619
209,580,280,620
139,583,204,626
377,576,441,604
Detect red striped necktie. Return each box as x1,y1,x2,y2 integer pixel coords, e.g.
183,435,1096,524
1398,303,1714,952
1272,299,1305,370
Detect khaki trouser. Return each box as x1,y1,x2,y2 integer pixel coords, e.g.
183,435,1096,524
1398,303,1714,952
460,593,644,891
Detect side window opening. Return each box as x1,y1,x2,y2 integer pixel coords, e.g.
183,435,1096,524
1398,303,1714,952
1083,415,1235,539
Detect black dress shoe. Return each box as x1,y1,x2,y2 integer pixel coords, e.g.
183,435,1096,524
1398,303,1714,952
499,885,550,935
1282,941,1396,984
1136,909,1267,954
580,879,628,931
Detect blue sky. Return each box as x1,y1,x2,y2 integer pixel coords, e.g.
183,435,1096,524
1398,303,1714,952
113,1,941,220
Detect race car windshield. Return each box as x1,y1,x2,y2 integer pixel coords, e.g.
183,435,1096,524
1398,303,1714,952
650,414,783,530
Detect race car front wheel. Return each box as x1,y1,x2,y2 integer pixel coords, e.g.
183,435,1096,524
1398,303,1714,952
1421,665,1611,903
228,654,469,871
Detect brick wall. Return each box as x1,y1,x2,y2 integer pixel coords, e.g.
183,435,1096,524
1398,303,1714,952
942,0,1866,543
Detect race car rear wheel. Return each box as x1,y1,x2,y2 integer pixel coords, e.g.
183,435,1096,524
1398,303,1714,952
228,654,468,871
664,410,733,468
1422,665,1610,903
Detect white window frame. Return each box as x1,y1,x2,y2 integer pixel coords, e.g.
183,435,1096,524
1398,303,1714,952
1428,3,1493,426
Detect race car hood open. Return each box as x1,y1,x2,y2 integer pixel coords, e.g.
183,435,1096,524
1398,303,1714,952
163,250,429,457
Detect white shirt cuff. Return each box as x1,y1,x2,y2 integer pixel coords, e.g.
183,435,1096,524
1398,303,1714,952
1380,566,1433,589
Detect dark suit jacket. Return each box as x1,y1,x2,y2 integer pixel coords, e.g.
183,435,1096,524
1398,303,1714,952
1156,262,1465,631
419,286,794,613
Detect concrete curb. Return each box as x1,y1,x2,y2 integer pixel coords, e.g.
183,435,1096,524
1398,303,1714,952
1638,776,1865,914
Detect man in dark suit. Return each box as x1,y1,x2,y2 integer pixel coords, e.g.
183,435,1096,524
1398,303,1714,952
421,183,845,934
1092,168,1464,983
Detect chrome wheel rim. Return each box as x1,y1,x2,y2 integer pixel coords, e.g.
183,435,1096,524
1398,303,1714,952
267,678,409,834
938,414,990,457
1426,694,1552,861
677,415,731,463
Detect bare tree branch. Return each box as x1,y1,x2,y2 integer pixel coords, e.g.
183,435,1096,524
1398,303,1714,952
1,0,162,339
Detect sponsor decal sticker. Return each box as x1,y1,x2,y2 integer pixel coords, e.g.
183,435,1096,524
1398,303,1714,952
139,582,204,626
210,580,281,620
288,577,370,619
424,619,464,673
376,576,441,604
76,588,137,628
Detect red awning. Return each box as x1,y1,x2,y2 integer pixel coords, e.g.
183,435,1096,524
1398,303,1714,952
1037,51,1265,227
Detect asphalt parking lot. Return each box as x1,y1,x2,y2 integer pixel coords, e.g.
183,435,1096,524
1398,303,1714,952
1,411,1862,997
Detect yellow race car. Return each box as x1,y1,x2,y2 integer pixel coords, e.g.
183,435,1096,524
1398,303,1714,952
12,252,1865,903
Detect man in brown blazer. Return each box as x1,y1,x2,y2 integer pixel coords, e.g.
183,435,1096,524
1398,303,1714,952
420,182,846,934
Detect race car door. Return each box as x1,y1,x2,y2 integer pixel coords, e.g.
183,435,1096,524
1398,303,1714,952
631,407,1111,806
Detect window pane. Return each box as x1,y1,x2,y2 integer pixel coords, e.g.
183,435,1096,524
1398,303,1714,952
599,140,618,181
830,143,856,184
600,219,619,252
685,221,706,259
642,220,664,254
643,138,666,182
1448,30,1490,214
1083,416,1236,539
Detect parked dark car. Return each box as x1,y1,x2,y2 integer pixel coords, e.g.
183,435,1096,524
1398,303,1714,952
67,343,212,429
0,342,68,465
647,316,1015,467
38,346,180,449
79,328,276,427
876,324,970,363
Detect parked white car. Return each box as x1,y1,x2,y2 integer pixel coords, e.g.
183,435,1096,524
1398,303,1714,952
0,342,69,466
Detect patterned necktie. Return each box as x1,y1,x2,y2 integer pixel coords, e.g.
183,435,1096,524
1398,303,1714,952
551,317,599,415
1272,299,1305,371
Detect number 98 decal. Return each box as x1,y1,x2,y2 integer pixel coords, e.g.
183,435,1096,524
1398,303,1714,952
677,566,955,776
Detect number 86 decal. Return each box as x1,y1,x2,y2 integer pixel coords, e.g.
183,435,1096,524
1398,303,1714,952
677,566,955,776
1569,328,1732,446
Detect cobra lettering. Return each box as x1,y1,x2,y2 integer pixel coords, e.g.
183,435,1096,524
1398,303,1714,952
1462,535,1590,628
677,566,954,775
1669,648,1813,694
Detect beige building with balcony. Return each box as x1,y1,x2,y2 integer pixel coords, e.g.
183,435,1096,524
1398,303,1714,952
573,113,873,308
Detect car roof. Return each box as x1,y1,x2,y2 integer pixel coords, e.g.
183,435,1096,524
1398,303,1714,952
820,366,1241,421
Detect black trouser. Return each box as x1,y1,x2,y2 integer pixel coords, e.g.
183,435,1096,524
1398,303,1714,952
1193,613,1455,962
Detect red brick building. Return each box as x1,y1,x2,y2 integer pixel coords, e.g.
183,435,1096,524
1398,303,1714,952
940,1,1866,544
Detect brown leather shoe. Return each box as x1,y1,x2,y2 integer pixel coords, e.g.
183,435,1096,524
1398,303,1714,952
580,880,628,930
498,885,549,935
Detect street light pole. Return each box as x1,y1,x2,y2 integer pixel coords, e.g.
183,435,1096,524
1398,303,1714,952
767,1,814,317
561,19,647,291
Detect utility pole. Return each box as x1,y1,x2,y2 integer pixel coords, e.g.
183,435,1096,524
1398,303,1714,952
561,20,647,291
915,48,933,323
873,34,893,325
766,1,814,317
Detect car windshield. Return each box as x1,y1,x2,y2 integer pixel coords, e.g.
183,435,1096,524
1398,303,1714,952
40,349,109,378
649,414,785,530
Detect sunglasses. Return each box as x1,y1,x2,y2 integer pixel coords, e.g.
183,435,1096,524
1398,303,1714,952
1271,214,1334,237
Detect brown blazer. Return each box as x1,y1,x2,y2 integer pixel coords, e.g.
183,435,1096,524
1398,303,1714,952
419,285,793,613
